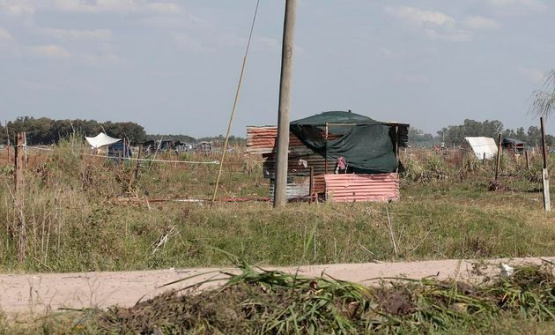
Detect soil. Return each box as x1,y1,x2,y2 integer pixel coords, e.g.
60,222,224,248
1,257,553,321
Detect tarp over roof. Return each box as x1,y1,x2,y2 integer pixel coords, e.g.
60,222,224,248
502,138,525,146
85,133,121,149
290,111,409,173
464,137,498,160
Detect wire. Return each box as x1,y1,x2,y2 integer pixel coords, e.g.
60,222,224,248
211,0,261,204
25,146,219,164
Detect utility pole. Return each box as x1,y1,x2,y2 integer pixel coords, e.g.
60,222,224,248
274,0,297,208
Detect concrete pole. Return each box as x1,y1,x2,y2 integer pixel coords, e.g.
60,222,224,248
540,117,550,211
273,0,297,208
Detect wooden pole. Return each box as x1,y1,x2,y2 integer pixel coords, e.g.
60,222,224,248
540,117,550,211
273,0,297,208
309,166,314,204
494,133,502,181
324,123,329,174
395,126,399,173
14,132,26,262
525,150,530,170
134,146,142,182
5,121,10,163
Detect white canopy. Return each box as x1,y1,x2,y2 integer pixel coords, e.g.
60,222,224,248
85,133,121,149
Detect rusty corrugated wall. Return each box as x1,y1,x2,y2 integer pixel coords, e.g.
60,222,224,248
247,126,400,203
246,127,305,154
247,126,340,177
324,173,399,203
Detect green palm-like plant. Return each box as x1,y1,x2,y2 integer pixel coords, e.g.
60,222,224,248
530,70,555,119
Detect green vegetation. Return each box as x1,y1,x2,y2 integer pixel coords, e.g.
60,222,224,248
1,117,147,145
2,262,555,334
1,139,555,333
0,140,554,272
438,119,555,147
530,69,555,120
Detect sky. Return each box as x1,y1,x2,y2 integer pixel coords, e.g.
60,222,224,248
0,0,554,137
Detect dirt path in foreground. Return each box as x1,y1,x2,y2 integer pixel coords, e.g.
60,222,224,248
1,257,554,320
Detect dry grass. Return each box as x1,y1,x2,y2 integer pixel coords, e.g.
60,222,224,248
1,141,555,333
0,142,554,273
3,262,554,334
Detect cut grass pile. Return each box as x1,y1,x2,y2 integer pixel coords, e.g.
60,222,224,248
3,262,554,334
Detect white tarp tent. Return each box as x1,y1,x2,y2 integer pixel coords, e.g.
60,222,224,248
85,133,121,149
464,137,498,160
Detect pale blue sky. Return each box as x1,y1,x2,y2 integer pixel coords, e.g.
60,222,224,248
1,0,554,137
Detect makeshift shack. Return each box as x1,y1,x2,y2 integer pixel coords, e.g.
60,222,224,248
247,111,409,202
502,138,525,153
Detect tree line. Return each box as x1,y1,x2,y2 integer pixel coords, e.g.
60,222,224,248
0,116,553,148
0,117,147,145
437,119,554,147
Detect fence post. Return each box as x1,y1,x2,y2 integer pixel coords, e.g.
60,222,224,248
494,134,502,181
540,117,550,212
14,132,26,262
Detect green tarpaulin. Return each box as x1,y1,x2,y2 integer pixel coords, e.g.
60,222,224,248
290,111,408,174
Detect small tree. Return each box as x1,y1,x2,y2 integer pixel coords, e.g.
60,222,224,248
530,69,555,120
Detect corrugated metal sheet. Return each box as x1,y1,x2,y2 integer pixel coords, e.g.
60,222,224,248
464,137,498,160
248,126,350,178
269,178,310,200
324,173,399,203
246,127,305,154
249,126,401,203
262,153,337,177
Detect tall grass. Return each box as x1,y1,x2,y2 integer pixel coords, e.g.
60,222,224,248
0,142,554,273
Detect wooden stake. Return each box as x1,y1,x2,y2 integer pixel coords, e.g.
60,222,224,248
309,166,314,204
540,117,550,211
133,146,142,184
324,122,329,174
14,132,26,262
494,133,502,181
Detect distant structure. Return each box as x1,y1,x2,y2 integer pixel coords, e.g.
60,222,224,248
462,137,498,160
247,111,409,203
502,138,525,153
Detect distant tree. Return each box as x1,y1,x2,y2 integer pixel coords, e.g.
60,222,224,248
530,69,555,120
0,122,6,144
4,117,147,145
527,126,542,147
408,128,434,147
102,121,146,145
482,120,503,138
439,119,504,146
516,127,526,140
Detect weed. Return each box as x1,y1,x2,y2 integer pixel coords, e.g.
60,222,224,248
10,262,552,334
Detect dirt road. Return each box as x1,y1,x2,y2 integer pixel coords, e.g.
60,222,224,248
1,257,553,320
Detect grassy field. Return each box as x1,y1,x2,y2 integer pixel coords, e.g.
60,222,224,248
0,141,554,272
1,141,554,333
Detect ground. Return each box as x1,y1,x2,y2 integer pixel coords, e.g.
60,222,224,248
2,257,553,321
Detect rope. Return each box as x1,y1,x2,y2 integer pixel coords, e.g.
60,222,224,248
211,0,261,204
